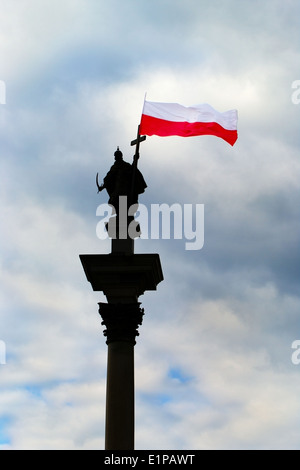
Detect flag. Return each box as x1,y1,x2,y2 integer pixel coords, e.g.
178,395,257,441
139,100,238,146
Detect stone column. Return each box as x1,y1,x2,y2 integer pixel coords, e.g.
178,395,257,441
99,302,144,450
80,248,163,450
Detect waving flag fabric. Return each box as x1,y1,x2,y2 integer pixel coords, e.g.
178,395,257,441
140,101,238,146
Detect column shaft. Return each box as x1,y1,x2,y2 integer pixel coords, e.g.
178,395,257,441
105,341,134,450
99,302,144,450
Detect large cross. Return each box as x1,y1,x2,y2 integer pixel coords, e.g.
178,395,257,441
131,125,146,167
129,125,146,204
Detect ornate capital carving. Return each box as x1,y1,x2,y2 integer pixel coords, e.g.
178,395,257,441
98,302,144,345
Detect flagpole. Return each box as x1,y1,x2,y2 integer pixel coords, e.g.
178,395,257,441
133,125,140,164
130,125,141,206
130,122,146,207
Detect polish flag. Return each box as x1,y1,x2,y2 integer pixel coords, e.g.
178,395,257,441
139,101,238,146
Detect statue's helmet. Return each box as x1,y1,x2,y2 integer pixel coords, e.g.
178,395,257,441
114,147,123,160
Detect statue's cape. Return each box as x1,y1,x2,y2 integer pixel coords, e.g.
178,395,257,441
134,167,147,195
103,161,147,199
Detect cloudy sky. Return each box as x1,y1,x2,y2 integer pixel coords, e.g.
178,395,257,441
0,0,300,450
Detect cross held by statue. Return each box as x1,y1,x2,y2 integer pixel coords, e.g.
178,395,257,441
131,125,146,165
129,125,146,205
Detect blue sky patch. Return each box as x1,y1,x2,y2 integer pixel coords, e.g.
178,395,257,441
168,367,193,384
0,416,12,446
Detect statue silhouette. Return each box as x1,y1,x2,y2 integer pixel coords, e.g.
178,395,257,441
97,147,147,215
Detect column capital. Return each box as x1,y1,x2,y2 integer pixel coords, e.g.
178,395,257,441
80,253,163,302
99,302,144,345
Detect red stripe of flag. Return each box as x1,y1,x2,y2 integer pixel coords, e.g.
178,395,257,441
140,114,238,146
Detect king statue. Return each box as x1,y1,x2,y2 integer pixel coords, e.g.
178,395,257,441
96,147,147,215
